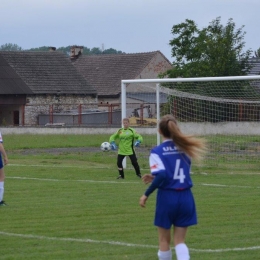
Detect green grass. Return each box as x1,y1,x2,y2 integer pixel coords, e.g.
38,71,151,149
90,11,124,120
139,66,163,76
4,134,112,149
1,134,260,259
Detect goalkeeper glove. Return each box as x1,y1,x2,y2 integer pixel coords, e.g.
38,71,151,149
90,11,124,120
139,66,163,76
134,140,141,147
110,141,117,150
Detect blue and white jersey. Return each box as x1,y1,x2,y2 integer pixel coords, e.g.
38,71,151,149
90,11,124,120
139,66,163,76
149,140,193,190
0,132,3,143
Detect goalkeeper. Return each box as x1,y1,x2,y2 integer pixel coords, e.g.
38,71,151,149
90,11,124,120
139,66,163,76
109,118,143,179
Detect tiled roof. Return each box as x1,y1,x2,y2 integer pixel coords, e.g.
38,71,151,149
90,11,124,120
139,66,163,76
0,51,96,95
72,51,170,97
248,58,260,75
0,54,33,94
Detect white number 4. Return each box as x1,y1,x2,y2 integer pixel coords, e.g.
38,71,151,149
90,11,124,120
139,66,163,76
173,159,185,183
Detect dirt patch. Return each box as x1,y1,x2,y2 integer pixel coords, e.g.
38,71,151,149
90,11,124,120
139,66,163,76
11,147,100,155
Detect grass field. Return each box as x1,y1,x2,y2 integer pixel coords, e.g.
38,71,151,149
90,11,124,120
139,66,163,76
1,134,260,260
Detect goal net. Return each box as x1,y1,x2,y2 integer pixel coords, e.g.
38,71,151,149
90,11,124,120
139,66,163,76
121,76,260,174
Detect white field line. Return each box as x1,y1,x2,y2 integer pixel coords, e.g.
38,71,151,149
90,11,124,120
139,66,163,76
7,164,260,177
3,164,260,253
0,231,260,253
7,163,150,171
200,183,260,189
0,231,156,248
6,164,260,188
6,176,260,189
7,163,112,169
7,176,133,184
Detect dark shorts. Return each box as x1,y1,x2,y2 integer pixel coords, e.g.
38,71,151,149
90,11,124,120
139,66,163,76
0,154,3,169
154,189,197,229
117,153,138,166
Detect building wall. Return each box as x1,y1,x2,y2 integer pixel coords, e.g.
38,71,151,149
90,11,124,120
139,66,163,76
141,52,172,78
24,94,97,125
127,53,172,93
0,105,21,125
98,97,120,109
38,110,121,126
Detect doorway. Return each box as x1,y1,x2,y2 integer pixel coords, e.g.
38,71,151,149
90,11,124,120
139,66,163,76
13,110,19,125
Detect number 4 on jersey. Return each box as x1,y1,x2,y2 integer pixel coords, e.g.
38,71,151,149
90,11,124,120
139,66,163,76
173,159,185,183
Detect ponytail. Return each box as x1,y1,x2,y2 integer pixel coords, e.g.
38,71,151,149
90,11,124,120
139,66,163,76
159,115,206,160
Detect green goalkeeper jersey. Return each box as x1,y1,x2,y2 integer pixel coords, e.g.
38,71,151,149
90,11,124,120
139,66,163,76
109,127,143,155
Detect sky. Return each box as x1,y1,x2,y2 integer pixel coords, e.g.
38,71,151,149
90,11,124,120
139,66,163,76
1,0,260,62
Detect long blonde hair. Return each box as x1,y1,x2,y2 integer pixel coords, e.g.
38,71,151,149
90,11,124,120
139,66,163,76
159,115,207,160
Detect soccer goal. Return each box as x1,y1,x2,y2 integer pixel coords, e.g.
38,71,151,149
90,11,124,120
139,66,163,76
121,76,260,173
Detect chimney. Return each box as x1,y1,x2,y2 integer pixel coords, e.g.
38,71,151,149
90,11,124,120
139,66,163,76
70,45,84,59
49,47,56,51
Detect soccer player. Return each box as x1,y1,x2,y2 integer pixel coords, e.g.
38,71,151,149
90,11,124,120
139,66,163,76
139,115,206,260
109,118,143,179
0,131,8,206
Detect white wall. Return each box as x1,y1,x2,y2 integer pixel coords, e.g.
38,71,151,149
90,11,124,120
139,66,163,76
1,122,260,135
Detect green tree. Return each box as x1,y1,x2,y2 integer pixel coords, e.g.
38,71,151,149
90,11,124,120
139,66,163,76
254,48,260,58
90,47,102,55
103,48,123,54
0,43,23,51
163,17,252,78
27,46,50,51
27,46,71,55
56,46,71,55
2,44,124,56
56,46,91,55
160,18,259,123
82,47,91,55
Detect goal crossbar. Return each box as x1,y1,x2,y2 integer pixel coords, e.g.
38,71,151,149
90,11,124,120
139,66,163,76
121,75,260,171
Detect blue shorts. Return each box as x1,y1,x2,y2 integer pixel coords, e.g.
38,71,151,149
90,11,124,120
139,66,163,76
154,189,197,229
0,154,3,169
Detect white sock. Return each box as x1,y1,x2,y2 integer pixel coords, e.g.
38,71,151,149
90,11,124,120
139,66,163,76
175,243,190,260
157,249,172,260
0,181,4,202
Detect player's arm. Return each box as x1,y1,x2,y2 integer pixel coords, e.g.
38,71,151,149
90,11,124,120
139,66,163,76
139,153,166,207
0,143,8,165
144,172,166,196
109,130,121,150
140,173,165,207
109,130,120,143
133,129,143,146
134,131,143,142
142,174,155,184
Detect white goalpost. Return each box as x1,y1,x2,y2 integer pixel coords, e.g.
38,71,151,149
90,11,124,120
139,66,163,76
121,75,260,173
